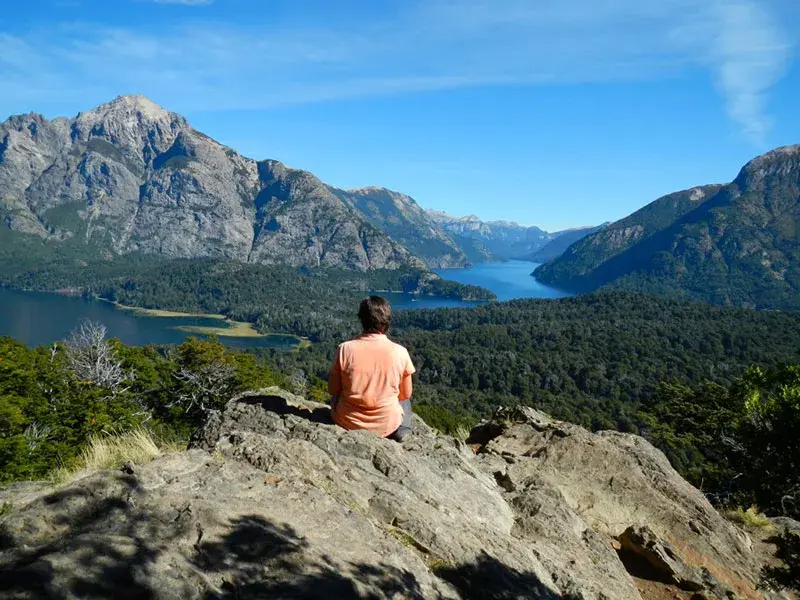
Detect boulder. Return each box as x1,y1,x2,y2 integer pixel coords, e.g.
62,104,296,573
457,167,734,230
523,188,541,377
0,390,783,599
769,517,800,534
470,407,767,599
617,525,740,599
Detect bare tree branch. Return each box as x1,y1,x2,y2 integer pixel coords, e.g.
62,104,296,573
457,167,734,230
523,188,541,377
63,320,136,399
170,362,237,416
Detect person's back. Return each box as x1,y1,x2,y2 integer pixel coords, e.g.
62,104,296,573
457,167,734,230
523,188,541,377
329,296,415,440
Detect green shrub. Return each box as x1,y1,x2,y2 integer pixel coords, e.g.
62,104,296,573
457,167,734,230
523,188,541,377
724,506,773,530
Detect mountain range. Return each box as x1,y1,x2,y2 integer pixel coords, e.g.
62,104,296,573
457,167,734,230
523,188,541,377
426,211,598,263
535,146,800,309
0,95,587,272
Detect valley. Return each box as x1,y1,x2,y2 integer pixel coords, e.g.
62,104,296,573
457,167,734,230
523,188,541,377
0,261,566,347
2,2,800,596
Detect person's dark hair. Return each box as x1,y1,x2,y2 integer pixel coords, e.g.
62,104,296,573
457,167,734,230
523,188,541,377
358,295,392,334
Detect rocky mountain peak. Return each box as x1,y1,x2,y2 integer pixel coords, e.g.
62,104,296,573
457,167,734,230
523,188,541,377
78,94,180,124
71,94,188,162
347,185,394,195
0,388,780,599
0,96,422,271
734,144,800,190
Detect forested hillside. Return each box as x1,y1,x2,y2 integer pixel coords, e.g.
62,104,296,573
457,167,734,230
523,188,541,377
2,293,798,519
268,292,799,429
535,146,800,309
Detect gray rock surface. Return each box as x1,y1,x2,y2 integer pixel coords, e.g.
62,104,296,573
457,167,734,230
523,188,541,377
0,96,421,271
332,186,470,268
618,525,737,598
0,391,783,599
769,517,800,534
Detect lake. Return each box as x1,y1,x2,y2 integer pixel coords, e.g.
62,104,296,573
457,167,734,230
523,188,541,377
0,288,300,350
385,260,570,309
0,261,568,347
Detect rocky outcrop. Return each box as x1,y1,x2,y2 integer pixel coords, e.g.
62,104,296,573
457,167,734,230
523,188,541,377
0,96,421,271
0,390,784,599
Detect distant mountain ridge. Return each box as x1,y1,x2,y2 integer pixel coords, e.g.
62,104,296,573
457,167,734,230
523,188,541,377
0,95,594,272
427,210,598,263
535,145,800,309
330,186,470,268
523,224,608,263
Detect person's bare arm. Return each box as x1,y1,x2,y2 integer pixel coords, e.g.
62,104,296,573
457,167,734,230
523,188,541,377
399,373,413,401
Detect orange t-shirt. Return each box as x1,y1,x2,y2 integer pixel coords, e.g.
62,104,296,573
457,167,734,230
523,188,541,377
328,333,416,438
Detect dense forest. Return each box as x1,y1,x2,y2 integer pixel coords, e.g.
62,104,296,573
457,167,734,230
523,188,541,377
266,292,800,428
0,239,494,341
1,286,799,522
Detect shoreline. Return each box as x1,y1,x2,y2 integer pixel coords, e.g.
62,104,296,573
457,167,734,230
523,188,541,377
89,297,313,345
98,299,272,340
98,298,228,320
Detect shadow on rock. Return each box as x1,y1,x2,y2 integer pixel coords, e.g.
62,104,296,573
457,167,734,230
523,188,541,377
238,394,334,425
194,515,429,599
433,552,562,600
0,474,186,600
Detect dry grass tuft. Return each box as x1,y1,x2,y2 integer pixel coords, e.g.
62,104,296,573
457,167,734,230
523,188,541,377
724,506,774,530
452,425,472,442
51,428,185,485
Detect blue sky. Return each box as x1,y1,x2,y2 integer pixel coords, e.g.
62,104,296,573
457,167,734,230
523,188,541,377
1,0,799,231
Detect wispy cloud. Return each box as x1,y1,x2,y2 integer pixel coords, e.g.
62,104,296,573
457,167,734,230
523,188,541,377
710,1,791,145
670,0,792,145
150,0,213,5
0,0,794,144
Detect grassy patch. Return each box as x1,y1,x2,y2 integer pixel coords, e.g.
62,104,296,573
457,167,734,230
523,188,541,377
105,300,227,320
51,428,185,485
725,506,774,530
0,503,12,518
175,322,266,338
106,300,273,338
386,525,433,555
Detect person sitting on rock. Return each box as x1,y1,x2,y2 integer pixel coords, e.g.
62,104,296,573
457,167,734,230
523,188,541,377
328,295,416,442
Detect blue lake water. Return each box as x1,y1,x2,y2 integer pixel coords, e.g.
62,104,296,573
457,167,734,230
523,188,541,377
385,260,570,309
0,288,299,350
0,260,568,347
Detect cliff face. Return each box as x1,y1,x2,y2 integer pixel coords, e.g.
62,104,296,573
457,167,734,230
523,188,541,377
0,96,419,271
332,186,470,268
0,389,781,600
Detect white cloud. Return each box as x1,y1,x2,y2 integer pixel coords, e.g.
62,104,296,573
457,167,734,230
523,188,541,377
669,0,792,146
0,0,794,144
709,1,791,146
